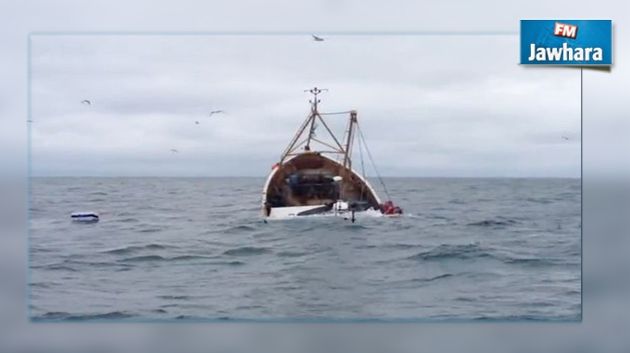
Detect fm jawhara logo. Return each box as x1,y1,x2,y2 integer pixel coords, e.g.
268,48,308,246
520,19,612,66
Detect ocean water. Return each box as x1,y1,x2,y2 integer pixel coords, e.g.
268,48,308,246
29,177,581,321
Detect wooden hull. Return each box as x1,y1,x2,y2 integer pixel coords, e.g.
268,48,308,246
262,152,381,218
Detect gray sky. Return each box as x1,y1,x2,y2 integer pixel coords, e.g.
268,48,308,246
0,0,626,180
31,34,581,177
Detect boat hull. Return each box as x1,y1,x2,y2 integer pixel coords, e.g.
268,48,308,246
262,152,381,218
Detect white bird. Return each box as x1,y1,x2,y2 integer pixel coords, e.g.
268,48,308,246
81,99,92,105
195,121,200,125
170,149,179,153
561,136,569,140
209,110,224,117
312,34,324,42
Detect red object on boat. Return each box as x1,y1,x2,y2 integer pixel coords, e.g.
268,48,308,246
381,200,403,215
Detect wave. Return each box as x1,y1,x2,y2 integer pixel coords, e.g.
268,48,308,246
342,224,371,230
428,215,451,220
29,249,53,258
157,295,189,300
454,296,476,302
102,243,174,254
30,282,53,289
472,314,579,321
467,219,518,227
276,251,308,258
119,254,213,262
33,311,134,321
173,315,231,320
42,264,79,272
407,243,492,261
222,225,258,234
223,246,270,256
525,197,553,204
120,255,166,262
169,255,213,261
386,243,425,250
138,228,163,233
89,191,108,196
359,243,425,251
407,243,572,267
502,257,575,267
211,260,245,266
414,273,453,283
449,199,466,204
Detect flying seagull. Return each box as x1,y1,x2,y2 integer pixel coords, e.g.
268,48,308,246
81,99,92,105
561,136,569,140
312,34,324,42
209,110,224,117
170,149,179,153
195,121,200,125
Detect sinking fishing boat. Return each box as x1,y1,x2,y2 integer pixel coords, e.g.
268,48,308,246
262,87,402,221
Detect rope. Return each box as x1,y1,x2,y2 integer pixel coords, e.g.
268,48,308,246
357,124,391,200
357,129,366,198
336,119,350,164
320,110,353,116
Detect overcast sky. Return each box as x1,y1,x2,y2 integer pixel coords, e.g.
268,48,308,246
30,34,581,177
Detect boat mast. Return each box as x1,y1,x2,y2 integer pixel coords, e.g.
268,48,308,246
342,110,357,170
278,87,353,164
305,87,325,150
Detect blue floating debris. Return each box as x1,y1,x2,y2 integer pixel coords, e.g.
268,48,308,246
71,212,99,223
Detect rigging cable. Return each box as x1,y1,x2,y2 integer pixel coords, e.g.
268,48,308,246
336,118,350,164
320,111,353,116
357,124,391,201
357,129,367,198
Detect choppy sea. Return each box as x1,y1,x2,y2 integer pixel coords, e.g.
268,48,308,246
29,177,581,321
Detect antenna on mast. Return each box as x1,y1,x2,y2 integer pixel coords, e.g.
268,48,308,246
304,87,328,112
303,87,327,150
279,87,344,163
